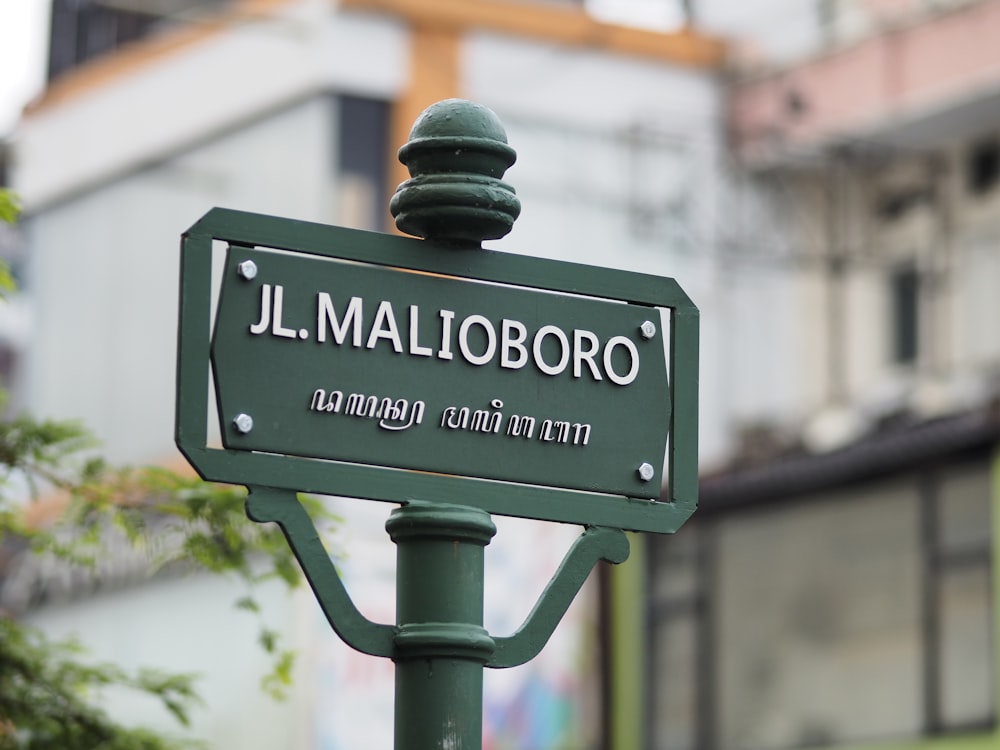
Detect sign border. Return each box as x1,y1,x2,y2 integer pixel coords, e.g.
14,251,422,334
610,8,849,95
176,208,698,533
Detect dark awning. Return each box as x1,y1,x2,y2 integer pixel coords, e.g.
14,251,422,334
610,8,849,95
697,407,1000,512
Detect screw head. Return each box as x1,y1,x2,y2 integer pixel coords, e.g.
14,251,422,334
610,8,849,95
236,260,258,280
638,462,655,482
232,413,254,434
639,320,657,339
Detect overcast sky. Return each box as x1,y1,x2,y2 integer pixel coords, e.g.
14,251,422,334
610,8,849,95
0,0,49,137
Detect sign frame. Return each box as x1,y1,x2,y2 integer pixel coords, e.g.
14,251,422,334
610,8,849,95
176,207,698,533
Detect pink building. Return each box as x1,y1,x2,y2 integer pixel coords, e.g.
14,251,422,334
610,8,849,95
731,0,1000,164
644,5,1000,750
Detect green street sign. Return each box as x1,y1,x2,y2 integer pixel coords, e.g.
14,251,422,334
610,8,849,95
177,208,699,533
214,245,668,498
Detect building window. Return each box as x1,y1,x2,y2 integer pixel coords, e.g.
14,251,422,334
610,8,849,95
876,187,924,222
648,524,709,750
47,1,229,82
648,461,996,750
967,138,1000,196
927,465,995,731
890,264,919,365
336,95,391,231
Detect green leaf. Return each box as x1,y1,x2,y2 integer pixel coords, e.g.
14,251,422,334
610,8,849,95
258,628,278,654
0,619,202,749
234,596,260,613
0,259,14,297
0,188,20,224
261,650,296,701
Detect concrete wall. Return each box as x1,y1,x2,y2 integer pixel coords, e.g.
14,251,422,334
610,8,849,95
27,573,313,750
22,97,333,464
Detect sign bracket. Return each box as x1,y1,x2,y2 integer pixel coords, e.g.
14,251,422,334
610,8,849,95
245,487,395,658
488,523,629,669
245,486,630,669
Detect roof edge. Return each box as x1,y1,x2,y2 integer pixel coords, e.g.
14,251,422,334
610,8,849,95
343,0,726,67
697,406,1000,511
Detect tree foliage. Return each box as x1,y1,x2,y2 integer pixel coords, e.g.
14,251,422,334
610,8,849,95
0,192,329,748
0,189,18,226
0,188,19,295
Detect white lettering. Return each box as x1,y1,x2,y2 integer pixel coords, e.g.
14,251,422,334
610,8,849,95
604,336,640,386
287,292,645,387
408,305,432,357
458,315,497,366
366,300,403,353
500,319,528,370
438,310,455,361
249,284,272,335
573,329,602,380
317,293,363,346
533,325,570,376
271,284,298,339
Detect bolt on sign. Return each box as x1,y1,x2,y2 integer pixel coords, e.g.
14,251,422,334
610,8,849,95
176,208,698,533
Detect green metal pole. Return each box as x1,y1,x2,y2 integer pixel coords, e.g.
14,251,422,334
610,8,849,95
385,98,518,750
388,502,497,750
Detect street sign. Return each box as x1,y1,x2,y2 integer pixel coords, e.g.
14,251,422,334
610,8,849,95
214,245,668,498
177,208,698,532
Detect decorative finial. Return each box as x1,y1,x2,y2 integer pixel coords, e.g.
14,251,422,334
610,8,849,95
390,99,521,246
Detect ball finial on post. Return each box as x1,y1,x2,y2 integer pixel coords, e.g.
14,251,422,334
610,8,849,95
390,99,521,246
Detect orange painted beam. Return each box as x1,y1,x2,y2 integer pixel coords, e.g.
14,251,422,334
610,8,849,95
342,0,726,67
388,26,462,227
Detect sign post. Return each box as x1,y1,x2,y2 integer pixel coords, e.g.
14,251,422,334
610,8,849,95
176,99,699,748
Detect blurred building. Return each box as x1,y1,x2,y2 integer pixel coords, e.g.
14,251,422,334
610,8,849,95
645,2,1000,749
2,1,726,748
17,3,996,750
